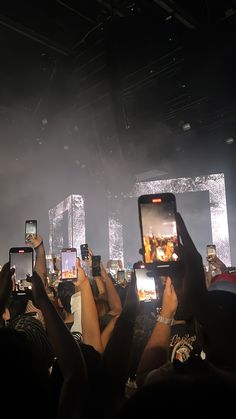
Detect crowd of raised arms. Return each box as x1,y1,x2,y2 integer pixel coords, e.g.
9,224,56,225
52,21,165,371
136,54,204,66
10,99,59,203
0,212,236,419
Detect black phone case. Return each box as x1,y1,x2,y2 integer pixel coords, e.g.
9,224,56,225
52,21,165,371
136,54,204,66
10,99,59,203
92,256,101,276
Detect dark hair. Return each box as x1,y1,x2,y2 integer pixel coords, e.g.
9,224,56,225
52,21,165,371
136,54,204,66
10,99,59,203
57,281,75,313
0,327,50,418
11,314,54,368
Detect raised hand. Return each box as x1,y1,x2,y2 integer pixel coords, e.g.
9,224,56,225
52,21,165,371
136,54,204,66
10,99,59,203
26,234,43,249
31,270,48,308
73,257,88,289
161,276,178,319
176,212,207,320
0,262,14,318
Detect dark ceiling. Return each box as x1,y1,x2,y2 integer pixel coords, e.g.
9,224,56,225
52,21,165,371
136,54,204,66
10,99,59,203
0,0,235,261
0,0,235,193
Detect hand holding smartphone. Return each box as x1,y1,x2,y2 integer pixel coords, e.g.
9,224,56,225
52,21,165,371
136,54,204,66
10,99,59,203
25,220,37,243
138,193,179,267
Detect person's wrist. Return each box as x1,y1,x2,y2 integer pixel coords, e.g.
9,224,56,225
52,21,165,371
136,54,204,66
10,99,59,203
34,240,43,250
156,314,174,326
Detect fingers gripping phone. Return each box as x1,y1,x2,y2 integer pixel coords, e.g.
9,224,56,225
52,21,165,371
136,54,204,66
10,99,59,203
61,248,77,280
80,244,89,261
138,193,179,267
9,247,33,288
92,255,101,277
25,220,37,243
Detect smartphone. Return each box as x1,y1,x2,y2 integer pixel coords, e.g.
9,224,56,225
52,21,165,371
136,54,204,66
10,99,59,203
134,264,158,302
61,248,77,280
207,244,216,260
138,193,179,267
117,270,126,286
9,247,33,286
80,244,89,261
92,255,101,277
25,220,37,243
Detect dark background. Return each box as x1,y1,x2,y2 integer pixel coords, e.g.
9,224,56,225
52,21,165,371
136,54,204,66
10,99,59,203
0,0,235,264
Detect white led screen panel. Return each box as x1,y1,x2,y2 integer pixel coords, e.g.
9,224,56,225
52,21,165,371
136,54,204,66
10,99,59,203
108,173,231,266
49,194,85,256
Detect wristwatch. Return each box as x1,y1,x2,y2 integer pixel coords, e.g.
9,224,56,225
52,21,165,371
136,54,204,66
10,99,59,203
157,314,174,326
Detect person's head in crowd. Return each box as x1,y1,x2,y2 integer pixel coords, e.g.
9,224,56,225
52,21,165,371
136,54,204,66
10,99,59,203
0,327,51,419
197,273,236,372
117,362,236,418
57,281,75,314
0,262,13,326
11,314,54,369
57,280,75,328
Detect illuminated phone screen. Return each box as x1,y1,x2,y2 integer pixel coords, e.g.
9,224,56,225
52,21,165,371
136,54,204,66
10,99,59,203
139,197,179,264
80,244,89,260
117,270,126,285
207,245,216,257
10,250,33,283
25,220,37,242
135,268,157,302
61,249,77,280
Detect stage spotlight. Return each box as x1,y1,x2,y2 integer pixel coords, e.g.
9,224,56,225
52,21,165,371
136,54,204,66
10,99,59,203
182,122,191,131
225,137,234,145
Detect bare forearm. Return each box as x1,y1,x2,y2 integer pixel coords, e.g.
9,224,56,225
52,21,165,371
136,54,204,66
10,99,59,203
101,269,122,314
80,279,103,353
34,242,47,284
137,322,171,385
94,276,106,295
39,295,87,383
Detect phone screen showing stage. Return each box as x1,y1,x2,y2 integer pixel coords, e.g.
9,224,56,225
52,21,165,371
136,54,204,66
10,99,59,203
139,197,179,264
25,220,37,242
61,249,77,280
10,250,33,283
135,268,157,302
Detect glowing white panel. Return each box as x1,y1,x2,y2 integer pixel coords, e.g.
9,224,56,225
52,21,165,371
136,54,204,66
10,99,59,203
49,194,85,256
108,173,231,266
108,213,124,266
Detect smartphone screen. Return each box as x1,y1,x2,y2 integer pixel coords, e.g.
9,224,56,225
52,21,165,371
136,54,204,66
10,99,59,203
25,220,37,243
135,267,158,302
207,244,216,259
117,270,126,286
92,255,101,276
61,248,77,280
9,247,33,285
80,244,89,261
138,193,179,265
